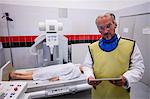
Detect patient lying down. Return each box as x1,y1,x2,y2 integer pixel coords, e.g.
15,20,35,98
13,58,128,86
10,63,84,81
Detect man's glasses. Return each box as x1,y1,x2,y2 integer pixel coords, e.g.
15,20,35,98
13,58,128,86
97,23,112,31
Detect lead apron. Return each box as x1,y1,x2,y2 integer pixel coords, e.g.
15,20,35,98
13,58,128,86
89,38,135,99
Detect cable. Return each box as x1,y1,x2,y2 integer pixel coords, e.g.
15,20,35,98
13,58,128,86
2,12,14,65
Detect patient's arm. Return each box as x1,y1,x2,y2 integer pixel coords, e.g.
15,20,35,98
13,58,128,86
48,76,59,82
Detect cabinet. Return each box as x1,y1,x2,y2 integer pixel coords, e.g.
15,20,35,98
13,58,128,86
119,13,150,86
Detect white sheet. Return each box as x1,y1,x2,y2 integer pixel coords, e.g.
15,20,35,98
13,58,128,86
15,63,81,81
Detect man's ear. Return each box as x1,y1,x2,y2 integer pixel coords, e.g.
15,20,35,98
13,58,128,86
115,23,117,28
114,21,117,28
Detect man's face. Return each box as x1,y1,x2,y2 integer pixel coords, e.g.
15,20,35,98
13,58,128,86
96,16,116,40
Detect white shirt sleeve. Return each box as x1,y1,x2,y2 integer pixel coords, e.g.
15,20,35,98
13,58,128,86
123,43,145,87
82,49,95,79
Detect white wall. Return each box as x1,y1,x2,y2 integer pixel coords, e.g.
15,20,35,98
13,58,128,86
71,43,90,64
0,42,6,67
0,4,7,36
0,0,149,10
116,2,150,17
0,4,112,36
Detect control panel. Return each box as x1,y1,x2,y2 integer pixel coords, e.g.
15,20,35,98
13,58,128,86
46,33,58,46
0,81,27,99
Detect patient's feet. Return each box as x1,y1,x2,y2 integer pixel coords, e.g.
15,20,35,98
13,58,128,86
9,72,17,79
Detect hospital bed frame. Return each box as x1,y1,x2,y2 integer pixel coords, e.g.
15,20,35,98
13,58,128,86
0,61,92,99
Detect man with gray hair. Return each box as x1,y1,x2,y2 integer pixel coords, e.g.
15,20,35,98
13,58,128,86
83,13,145,99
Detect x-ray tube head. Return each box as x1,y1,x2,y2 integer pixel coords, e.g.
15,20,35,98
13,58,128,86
38,20,63,33
38,20,63,61
38,20,63,47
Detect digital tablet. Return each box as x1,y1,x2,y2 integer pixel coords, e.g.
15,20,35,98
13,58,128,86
90,78,121,81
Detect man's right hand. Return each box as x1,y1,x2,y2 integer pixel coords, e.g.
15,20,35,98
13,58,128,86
87,76,101,89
